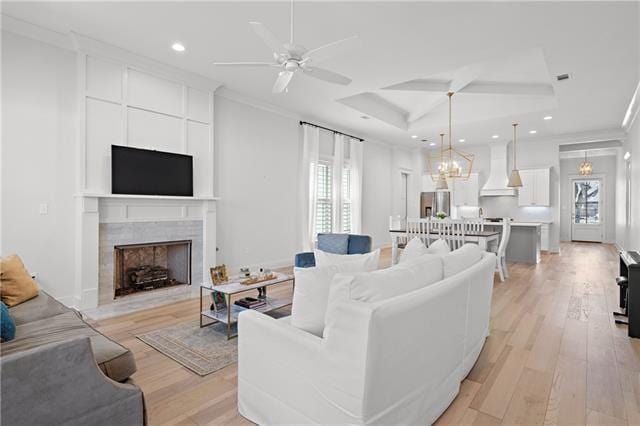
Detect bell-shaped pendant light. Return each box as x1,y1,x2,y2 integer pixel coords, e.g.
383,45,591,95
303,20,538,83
507,123,523,188
435,133,448,190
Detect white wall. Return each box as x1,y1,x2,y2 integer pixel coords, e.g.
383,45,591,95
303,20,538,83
214,94,396,269
214,95,299,269
619,103,640,251
559,155,617,243
1,32,78,303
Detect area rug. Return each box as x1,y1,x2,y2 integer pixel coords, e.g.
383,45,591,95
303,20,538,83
137,309,290,376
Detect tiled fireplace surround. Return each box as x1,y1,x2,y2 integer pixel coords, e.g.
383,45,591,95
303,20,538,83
76,196,217,316
99,220,203,305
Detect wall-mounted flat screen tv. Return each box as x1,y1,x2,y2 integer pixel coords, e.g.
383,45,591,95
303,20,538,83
111,145,193,197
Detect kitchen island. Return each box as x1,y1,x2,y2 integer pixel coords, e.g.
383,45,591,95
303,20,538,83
484,222,541,264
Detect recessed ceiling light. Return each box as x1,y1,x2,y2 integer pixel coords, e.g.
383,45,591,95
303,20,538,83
429,142,436,146
492,135,499,139
529,130,537,134
411,135,418,139
543,115,553,120
171,42,186,52
459,138,465,142
360,115,370,120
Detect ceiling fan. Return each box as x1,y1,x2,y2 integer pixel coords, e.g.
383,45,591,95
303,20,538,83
213,1,357,93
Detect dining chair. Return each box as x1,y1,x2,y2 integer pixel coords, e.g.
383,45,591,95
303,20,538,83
496,218,511,281
463,217,485,233
436,219,466,250
406,217,430,246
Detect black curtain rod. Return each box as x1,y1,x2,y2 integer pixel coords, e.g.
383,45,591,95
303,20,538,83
299,121,364,142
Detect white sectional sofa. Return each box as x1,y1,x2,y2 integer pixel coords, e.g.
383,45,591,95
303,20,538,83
238,246,496,425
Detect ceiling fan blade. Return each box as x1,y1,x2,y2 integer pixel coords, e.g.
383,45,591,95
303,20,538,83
303,35,359,64
273,71,294,93
213,62,278,67
249,21,286,54
302,67,351,85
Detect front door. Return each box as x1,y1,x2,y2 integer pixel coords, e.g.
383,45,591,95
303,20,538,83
571,178,603,242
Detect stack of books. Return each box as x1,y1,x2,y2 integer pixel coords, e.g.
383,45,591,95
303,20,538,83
234,297,266,309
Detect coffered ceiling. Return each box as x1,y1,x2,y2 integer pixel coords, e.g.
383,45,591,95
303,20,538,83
2,1,638,146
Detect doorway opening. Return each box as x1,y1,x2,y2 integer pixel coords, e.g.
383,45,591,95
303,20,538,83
571,177,603,242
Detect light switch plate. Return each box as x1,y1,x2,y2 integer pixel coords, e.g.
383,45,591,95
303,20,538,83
39,203,48,215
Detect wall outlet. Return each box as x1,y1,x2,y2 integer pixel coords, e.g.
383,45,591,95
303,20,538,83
39,203,48,215
31,272,39,279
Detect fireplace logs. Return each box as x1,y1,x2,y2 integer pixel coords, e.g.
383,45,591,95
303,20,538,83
113,240,192,298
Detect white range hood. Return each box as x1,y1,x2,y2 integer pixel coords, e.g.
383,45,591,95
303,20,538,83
480,140,517,197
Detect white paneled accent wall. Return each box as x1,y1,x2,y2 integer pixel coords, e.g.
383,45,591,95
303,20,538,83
80,55,215,198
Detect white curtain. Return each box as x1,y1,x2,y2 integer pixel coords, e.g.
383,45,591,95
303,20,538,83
350,138,364,234
299,124,320,251
332,134,345,233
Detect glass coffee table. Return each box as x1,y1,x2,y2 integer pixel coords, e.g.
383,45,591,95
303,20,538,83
199,272,294,339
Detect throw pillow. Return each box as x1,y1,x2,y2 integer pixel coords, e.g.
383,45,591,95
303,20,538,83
328,252,444,306
427,238,451,255
314,249,380,271
291,258,371,336
442,244,483,278
0,255,39,307
398,237,429,263
0,301,16,342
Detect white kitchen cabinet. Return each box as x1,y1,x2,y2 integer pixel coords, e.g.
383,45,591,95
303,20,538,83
518,168,550,206
452,173,479,206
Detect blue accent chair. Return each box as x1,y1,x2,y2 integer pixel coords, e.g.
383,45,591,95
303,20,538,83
295,233,373,268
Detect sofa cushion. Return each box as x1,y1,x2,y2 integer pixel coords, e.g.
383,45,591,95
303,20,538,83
291,258,372,336
314,248,380,271
9,290,69,326
399,237,429,263
0,311,136,382
328,253,443,307
442,244,483,278
317,233,350,254
427,238,451,255
0,255,39,307
1,302,16,342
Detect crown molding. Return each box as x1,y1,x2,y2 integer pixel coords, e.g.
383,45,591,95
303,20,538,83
1,13,74,50
71,32,222,92
527,127,627,146
215,87,395,148
622,80,640,132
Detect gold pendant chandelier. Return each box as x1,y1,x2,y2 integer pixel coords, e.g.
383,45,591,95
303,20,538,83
428,92,474,181
434,133,448,190
579,151,593,175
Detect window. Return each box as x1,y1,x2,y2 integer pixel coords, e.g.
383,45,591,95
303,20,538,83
314,162,351,235
574,180,600,224
315,162,332,234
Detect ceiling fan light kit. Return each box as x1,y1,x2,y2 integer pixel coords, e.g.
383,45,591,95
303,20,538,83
507,123,523,188
213,0,356,93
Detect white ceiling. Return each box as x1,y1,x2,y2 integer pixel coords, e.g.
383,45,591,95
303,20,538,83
2,1,638,147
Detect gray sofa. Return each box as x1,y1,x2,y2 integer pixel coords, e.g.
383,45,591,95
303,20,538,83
1,291,145,425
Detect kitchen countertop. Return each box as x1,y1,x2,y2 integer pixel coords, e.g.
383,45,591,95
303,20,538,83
485,221,543,227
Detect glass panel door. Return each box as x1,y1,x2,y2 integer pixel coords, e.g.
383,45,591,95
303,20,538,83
573,180,600,224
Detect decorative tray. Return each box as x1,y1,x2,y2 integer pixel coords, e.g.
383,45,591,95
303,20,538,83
240,273,277,285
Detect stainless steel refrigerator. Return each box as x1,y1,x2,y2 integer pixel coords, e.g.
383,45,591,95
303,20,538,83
420,192,450,218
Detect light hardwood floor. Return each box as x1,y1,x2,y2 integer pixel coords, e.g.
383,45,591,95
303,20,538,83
91,242,640,425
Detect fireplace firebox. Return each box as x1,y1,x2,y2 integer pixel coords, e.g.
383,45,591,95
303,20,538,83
113,240,192,298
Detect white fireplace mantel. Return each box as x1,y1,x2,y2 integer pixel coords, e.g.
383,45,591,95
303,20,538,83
75,195,217,309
